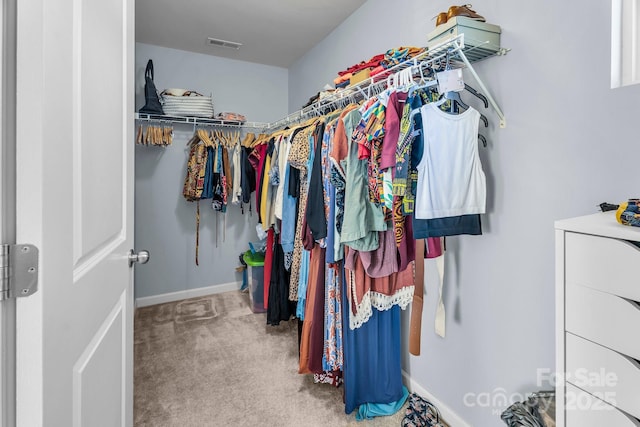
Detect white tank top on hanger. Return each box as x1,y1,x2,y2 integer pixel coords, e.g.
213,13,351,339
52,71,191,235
415,103,486,219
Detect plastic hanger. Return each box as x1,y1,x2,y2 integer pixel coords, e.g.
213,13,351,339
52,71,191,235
431,97,448,108
398,67,412,91
406,63,431,98
464,84,489,108
442,91,489,127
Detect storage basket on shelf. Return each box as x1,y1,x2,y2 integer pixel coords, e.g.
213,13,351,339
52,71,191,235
160,89,214,118
427,17,502,61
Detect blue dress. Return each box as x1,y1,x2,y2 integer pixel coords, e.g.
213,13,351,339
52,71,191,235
341,265,404,414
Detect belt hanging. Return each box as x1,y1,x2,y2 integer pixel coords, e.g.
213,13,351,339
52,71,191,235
409,238,425,356
434,252,446,338
195,201,200,266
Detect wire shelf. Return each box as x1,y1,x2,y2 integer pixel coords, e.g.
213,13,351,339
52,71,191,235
268,34,509,130
135,33,509,132
135,113,269,130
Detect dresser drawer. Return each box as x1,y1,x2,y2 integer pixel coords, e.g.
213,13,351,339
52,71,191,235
566,333,640,419
566,283,640,360
565,383,640,427
565,232,640,301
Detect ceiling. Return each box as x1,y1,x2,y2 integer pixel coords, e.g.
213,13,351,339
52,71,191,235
135,0,368,68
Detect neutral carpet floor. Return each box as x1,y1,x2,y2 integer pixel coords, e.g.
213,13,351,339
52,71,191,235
134,290,418,427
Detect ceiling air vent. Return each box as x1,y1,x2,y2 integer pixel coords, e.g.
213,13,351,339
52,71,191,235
207,37,242,50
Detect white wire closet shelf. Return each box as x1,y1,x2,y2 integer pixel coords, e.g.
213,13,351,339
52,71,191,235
270,34,509,130
135,33,509,131
135,113,269,129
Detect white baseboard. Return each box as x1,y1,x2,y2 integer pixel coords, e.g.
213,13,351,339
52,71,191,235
402,370,471,427
135,281,242,308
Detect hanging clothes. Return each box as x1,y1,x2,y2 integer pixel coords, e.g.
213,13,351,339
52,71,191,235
231,143,242,205
323,261,343,372
240,145,256,213
263,228,274,310
341,261,404,415
266,233,295,326
344,237,414,330
274,132,292,220
298,245,325,374
222,144,232,208
329,105,359,262
244,53,494,419
287,123,317,301
415,104,486,219
306,121,328,242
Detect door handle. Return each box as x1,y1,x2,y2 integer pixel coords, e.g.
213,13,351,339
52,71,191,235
128,249,150,267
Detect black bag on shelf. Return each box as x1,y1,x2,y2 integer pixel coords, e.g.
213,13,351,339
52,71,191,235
139,59,164,115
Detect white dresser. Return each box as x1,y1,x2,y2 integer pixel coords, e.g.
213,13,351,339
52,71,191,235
556,212,640,427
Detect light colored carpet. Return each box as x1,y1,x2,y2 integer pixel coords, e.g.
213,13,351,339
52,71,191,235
134,290,411,427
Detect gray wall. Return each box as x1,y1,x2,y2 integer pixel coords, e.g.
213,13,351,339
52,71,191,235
289,0,640,425
134,43,288,299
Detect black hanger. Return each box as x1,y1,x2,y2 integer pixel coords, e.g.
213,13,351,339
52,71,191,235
478,112,488,128
443,91,489,128
464,84,489,109
444,90,467,109
478,134,487,148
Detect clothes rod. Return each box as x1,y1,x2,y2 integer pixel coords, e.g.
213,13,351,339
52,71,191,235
269,34,507,130
268,36,467,130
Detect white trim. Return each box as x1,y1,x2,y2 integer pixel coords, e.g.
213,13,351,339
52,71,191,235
612,0,623,88
555,229,566,427
135,281,242,307
611,0,640,88
402,370,471,427
0,0,18,425
16,0,45,423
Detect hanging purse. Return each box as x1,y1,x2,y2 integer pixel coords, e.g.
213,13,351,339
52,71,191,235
139,59,164,115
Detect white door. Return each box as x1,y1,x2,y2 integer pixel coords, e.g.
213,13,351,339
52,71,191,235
15,0,135,425
1,0,18,425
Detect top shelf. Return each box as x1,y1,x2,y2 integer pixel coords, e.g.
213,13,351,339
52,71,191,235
135,113,269,129
135,34,509,131
268,34,509,130
452,38,509,63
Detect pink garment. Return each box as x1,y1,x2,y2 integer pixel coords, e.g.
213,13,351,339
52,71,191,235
253,144,268,208
263,228,274,310
344,246,414,325
372,71,393,83
380,90,408,171
425,237,444,258
396,210,415,272
346,230,398,278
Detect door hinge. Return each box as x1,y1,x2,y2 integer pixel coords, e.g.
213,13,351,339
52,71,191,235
0,244,39,301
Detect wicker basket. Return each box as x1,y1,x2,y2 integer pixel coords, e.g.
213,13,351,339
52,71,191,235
160,90,214,118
